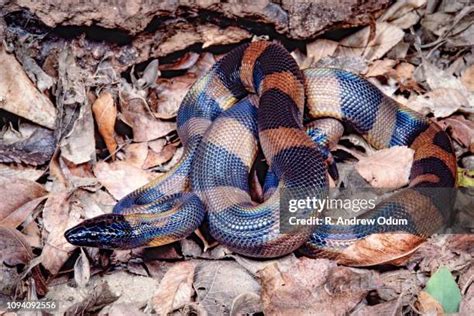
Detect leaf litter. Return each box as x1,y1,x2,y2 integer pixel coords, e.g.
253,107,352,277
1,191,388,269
0,0,473,314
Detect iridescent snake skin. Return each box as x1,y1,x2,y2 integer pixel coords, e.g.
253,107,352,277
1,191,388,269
65,41,457,260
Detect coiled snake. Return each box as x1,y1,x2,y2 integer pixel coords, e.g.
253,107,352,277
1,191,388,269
65,41,456,261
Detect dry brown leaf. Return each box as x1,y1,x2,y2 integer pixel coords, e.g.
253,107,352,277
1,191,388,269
365,59,397,77
124,142,148,168
143,143,177,169
258,258,380,315
154,75,196,119
151,261,196,315
336,233,426,266
408,88,469,118
421,61,473,112
92,92,118,157
74,248,90,288
93,160,155,200
0,177,47,222
0,225,33,266
355,146,414,188
22,221,42,248
41,192,82,275
0,164,45,181
0,196,47,228
306,39,338,65
0,48,57,129
60,102,96,164
194,261,261,315
394,62,415,82
461,64,474,92
439,115,474,151
121,98,176,142
338,22,404,61
417,291,444,315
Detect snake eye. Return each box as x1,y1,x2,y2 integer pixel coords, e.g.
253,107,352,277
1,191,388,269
64,214,134,249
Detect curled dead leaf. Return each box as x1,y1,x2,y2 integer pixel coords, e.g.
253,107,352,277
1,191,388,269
151,261,196,315
92,92,118,157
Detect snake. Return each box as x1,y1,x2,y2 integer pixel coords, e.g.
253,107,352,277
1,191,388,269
65,41,457,260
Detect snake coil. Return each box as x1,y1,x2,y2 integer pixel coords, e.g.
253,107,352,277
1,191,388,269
65,41,456,260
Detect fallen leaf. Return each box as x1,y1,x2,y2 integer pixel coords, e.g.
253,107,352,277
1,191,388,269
355,146,414,188
41,192,82,275
143,143,177,169
0,225,32,266
0,164,45,181
194,261,260,315
0,177,47,222
64,281,118,315
365,59,397,77
92,92,118,157
93,160,155,200
60,102,96,164
0,48,57,129
121,98,176,142
335,232,426,266
417,291,444,315
154,74,196,119
124,142,148,168
151,261,196,315
338,22,404,61
425,88,469,118
74,248,91,288
0,196,47,228
420,61,473,112
306,39,338,65
230,292,262,316
425,267,462,313
461,64,474,92
258,258,380,315
439,115,474,151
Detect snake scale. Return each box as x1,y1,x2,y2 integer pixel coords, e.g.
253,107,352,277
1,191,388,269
65,41,457,259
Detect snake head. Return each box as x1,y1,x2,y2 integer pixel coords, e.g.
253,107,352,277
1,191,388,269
64,214,137,249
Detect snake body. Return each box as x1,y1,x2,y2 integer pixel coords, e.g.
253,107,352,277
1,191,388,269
65,41,456,259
